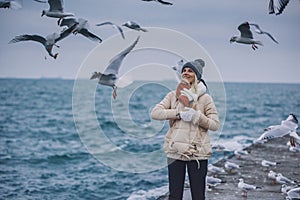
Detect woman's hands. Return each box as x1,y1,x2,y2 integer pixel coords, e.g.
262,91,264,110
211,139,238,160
180,107,196,122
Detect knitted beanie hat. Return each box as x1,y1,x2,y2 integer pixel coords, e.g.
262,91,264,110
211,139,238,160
181,59,205,80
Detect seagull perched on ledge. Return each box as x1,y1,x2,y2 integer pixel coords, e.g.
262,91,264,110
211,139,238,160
230,21,263,50
90,36,140,99
238,178,262,197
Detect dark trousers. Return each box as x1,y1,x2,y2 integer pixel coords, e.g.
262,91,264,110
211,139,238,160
167,158,208,200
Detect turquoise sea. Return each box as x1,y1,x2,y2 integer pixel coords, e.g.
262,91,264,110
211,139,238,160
1,78,299,199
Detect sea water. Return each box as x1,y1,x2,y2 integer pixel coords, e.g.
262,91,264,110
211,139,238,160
1,78,299,199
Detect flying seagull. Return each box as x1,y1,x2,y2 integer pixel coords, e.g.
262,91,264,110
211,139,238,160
122,21,148,32
238,178,262,197
9,23,77,59
0,0,22,9
249,23,278,44
269,0,290,15
141,0,173,5
59,17,102,43
96,21,125,40
230,21,263,50
41,0,74,25
255,114,298,145
90,36,140,99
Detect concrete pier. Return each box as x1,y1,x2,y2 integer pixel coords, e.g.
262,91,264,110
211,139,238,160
206,136,300,200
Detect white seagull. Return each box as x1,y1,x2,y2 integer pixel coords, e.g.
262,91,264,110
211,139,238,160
255,114,298,144
224,161,240,173
276,173,297,185
267,170,278,184
90,36,140,99
269,0,290,15
261,159,279,170
282,184,298,195
249,23,279,44
234,149,249,159
96,21,125,39
9,23,77,59
170,59,185,81
122,21,148,32
286,187,300,200
206,176,224,188
207,164,225,174
238,178,262,197
41,0,74,25
141,0,173,5
59,17,102,43
230,21,263,50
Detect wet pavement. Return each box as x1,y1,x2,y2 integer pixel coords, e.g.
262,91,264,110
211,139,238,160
206,136,300,200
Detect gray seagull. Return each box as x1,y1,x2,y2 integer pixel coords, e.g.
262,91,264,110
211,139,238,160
96,21,125,40
59,17,102,43
122,21,148,32
90,36,140,99
249,23,279,44
41,0,74,25
9,23,77,59
230,21,263,50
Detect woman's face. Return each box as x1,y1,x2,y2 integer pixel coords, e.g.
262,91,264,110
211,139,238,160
182,67,195,84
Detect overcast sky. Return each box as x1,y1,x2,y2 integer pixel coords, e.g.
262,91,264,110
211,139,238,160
0,0,299,83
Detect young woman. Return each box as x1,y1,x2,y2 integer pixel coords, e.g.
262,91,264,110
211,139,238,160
151,59,219,200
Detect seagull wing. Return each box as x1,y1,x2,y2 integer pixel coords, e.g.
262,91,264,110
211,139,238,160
257,125,291,141
274,0,290,15
262,31,278,43
0,2,10,8
48,0,63,12
269,0,275,14
33,0,47,3
249,23,278,44
238,22,254,39
249,23,262,33
9,34,46,45
78,29,102,43
157,0,173,5
59,17,77,27
55,22,77,43
96,22,125,39
104,36,140,75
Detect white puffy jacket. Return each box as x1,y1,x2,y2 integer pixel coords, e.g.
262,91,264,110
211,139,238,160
150,83,219,161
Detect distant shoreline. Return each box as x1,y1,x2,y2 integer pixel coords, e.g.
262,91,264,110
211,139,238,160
0,77,299,85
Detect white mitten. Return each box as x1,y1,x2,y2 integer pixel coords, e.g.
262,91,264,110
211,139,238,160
180,107,196,122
